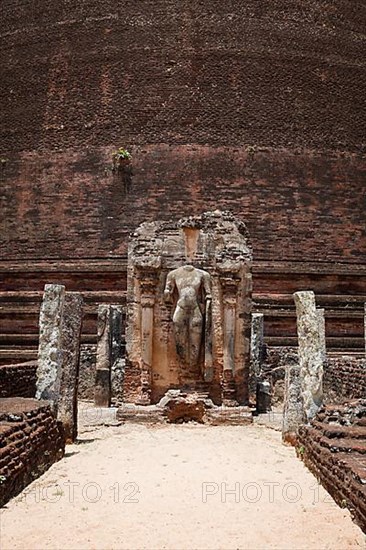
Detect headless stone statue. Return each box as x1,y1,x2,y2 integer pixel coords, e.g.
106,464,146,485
164,265,211,368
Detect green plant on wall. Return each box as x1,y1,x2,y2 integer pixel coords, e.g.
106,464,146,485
113,147,131,161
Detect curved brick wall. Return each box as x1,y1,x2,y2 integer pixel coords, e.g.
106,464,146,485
1,1,365,263
1,1,365,153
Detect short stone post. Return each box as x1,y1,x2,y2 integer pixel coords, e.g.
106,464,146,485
36,284,66,403
294,291,324,422
282,364,303,444
57,293,83,443
95,304,112,407
256,380,271,413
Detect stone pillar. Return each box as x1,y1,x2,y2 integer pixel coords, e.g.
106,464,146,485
282,364,303,445
364,303,366,358
317,308,326,363
139,274,158,405
57,293,83,443
250,313,264,397
94,304,112,407
251,313,264,378
294,291,324,422
36,284,65,403
110,305,124,401
220,277,238,405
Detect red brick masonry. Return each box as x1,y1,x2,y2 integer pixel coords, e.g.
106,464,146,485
324,357,366,402
0,362,37,398
298,400,366,533
0,398,65,507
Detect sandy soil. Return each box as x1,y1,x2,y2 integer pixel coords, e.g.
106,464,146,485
1,422,365,550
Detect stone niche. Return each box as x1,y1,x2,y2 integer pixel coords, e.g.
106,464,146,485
124,210,252,406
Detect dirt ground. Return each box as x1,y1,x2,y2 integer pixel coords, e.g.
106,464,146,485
0,419,365,550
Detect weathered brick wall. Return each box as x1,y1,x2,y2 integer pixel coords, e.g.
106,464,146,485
1,1,365,263
324,357,366,402
298,400,366,533
0,148,365,264
0,362,37,398
0,398,65,506
1,1,365,153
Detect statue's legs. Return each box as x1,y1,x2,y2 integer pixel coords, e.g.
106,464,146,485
189,306,203,366
173,305,190,365
173,305,202,367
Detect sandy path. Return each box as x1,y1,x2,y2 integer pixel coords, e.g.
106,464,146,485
0,423,364,550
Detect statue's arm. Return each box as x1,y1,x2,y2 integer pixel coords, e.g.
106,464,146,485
202,272,212,301
164,272,175,303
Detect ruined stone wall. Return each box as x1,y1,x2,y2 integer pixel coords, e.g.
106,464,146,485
0,362,37,398
0,398,65,507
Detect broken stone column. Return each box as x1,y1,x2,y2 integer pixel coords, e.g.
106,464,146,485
317,308,326,363
251,313,264,377
94,304,112,407
294,291,324,422
57,293,83,443
110,305,124,401
282,364,303,444
36,284,66,403
250,313,264,397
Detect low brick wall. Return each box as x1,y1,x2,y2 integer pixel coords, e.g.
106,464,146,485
0,361,37,398
261,348,366,404
0,397,65,506
324,357,366,402
298,400,366,533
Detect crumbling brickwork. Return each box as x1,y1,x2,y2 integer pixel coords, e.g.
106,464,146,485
0,362,37,398
324,357,366,402
1,2,364,153
0,148,365,264
298,400,366,533
0,398,65,506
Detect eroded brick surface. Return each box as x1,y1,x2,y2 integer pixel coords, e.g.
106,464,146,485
324,357,366,402
0,362,37,398
298,400,366,533
0,398,65,507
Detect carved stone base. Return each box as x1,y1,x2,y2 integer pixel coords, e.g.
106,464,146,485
117,389,253,425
